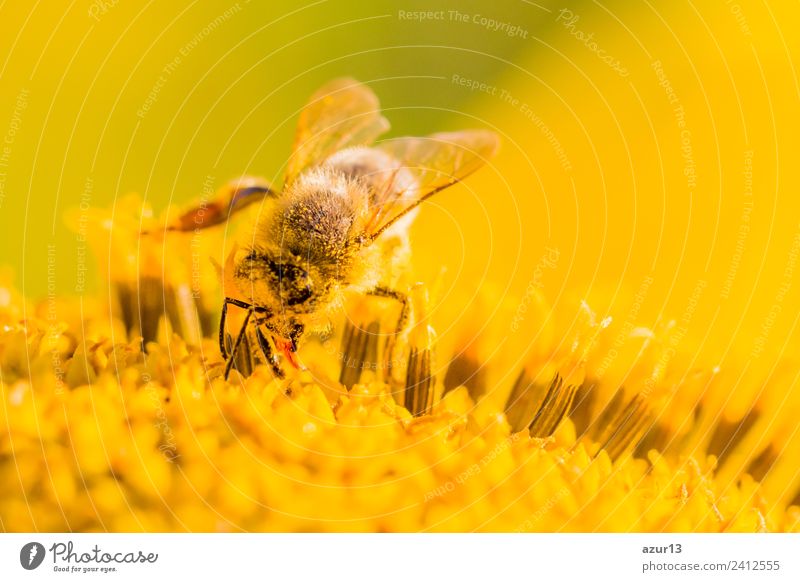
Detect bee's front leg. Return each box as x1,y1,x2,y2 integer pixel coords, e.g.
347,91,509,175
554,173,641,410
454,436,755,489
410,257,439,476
254,326,286,379
223,307,253,380
219,297,255,358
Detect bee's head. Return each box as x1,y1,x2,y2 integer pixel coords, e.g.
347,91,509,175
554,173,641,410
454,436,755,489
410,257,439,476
269,257,314,307
235,248,316,311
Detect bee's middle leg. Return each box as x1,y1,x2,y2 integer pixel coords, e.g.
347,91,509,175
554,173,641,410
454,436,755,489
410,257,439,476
338,286,410,388
368,286,411,385
367,286,410,336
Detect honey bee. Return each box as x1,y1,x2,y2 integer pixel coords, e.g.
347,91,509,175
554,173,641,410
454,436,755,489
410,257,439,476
170,78,498,379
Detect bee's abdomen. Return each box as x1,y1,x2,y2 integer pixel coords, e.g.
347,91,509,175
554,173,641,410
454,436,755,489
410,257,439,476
325,147,414,207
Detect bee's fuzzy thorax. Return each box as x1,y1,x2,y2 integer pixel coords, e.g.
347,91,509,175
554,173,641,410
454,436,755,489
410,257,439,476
266,166,367,269
228,165,383,336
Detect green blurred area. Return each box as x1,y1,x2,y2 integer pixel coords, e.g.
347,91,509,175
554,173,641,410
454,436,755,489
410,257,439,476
0,0,558,297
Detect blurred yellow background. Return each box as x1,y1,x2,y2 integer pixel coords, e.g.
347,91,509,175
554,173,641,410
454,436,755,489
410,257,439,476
1,0,799,374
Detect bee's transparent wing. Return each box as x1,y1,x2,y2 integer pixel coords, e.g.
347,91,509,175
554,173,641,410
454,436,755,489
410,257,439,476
285,78,390,186
363,130,499,242
163,176,276,232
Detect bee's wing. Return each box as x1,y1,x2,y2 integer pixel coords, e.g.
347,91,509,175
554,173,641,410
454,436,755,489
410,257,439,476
362,130,499,242
285,78,390,186
163,176,276,232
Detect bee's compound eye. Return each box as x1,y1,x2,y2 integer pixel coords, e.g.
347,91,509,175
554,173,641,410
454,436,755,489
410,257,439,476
279,264,314,306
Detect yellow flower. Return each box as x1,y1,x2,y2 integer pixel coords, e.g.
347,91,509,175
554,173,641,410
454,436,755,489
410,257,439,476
1,263,798,531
